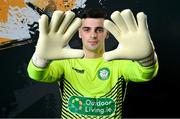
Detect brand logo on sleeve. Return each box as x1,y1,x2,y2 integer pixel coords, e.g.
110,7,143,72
97,67,110,80
72,67,84,74
68,96,115,116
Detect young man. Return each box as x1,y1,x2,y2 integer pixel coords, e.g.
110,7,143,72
27,8,158,118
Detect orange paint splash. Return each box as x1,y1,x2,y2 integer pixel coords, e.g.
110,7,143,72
29,0,54,11
29,0,76,12
8,0,26,8
0,37,11,44
0,0,26,23
0,0,9,22
55,0,76,11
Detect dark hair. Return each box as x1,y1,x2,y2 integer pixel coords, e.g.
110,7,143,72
80,8,107,19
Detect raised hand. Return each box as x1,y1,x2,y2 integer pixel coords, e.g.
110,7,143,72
103,9,154,62
35,10,84,61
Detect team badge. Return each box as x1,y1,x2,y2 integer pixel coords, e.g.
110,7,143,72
98,67,110,80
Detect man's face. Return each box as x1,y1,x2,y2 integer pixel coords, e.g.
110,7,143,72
79,18,108,52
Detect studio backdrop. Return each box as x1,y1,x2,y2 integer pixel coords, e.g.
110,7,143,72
0,0,180,118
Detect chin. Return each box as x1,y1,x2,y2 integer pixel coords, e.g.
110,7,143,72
88,45,99,51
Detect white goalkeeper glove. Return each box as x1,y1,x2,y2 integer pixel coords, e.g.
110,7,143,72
103,9,157,66
32,10,84,68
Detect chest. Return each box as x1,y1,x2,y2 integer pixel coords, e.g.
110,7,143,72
63,61,122,96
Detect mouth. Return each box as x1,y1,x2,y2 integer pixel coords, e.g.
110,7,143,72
88,41,98,45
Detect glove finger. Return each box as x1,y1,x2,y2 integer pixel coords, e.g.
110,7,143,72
49,10,64,32
63,17,82,44
39,14,49,34
111,11,128,33
121,9,138,31
58,10,75,34
59,49,84,59
104,20,121,41
137,12,148,31
137,12,155,50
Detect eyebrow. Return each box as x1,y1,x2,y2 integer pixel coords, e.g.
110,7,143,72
82,27,104,29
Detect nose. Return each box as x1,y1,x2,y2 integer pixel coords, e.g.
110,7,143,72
90,33,97,39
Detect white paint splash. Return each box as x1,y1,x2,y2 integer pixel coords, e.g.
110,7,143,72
0,0,88,41
73,0,87,9
0,5,40,40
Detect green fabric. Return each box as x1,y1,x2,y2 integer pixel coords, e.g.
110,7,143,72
27,58,158,118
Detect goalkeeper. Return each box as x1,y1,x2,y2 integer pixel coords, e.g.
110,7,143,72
27,8,159,118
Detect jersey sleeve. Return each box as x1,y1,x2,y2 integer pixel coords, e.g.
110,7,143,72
120,60,159,82
27,59,64,83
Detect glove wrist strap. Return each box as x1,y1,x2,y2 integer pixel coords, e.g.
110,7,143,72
138,52,157,67
32,53,50,68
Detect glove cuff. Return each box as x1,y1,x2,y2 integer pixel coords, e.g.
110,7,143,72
137,52,157,67
32,53,50,68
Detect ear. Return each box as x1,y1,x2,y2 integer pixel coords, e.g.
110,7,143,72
106,31,109,39
78,28,82,39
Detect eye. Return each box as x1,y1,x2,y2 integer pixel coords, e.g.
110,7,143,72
96,28,104,33
84,29,89,32
82,27,90,32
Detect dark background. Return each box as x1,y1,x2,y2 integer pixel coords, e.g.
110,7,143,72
0,0,180,118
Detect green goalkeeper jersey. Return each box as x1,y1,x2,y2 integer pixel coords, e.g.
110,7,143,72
27,57,158,118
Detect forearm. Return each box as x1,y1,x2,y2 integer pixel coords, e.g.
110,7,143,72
124,59,159,82
27,60,63,83
136,60,158,81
